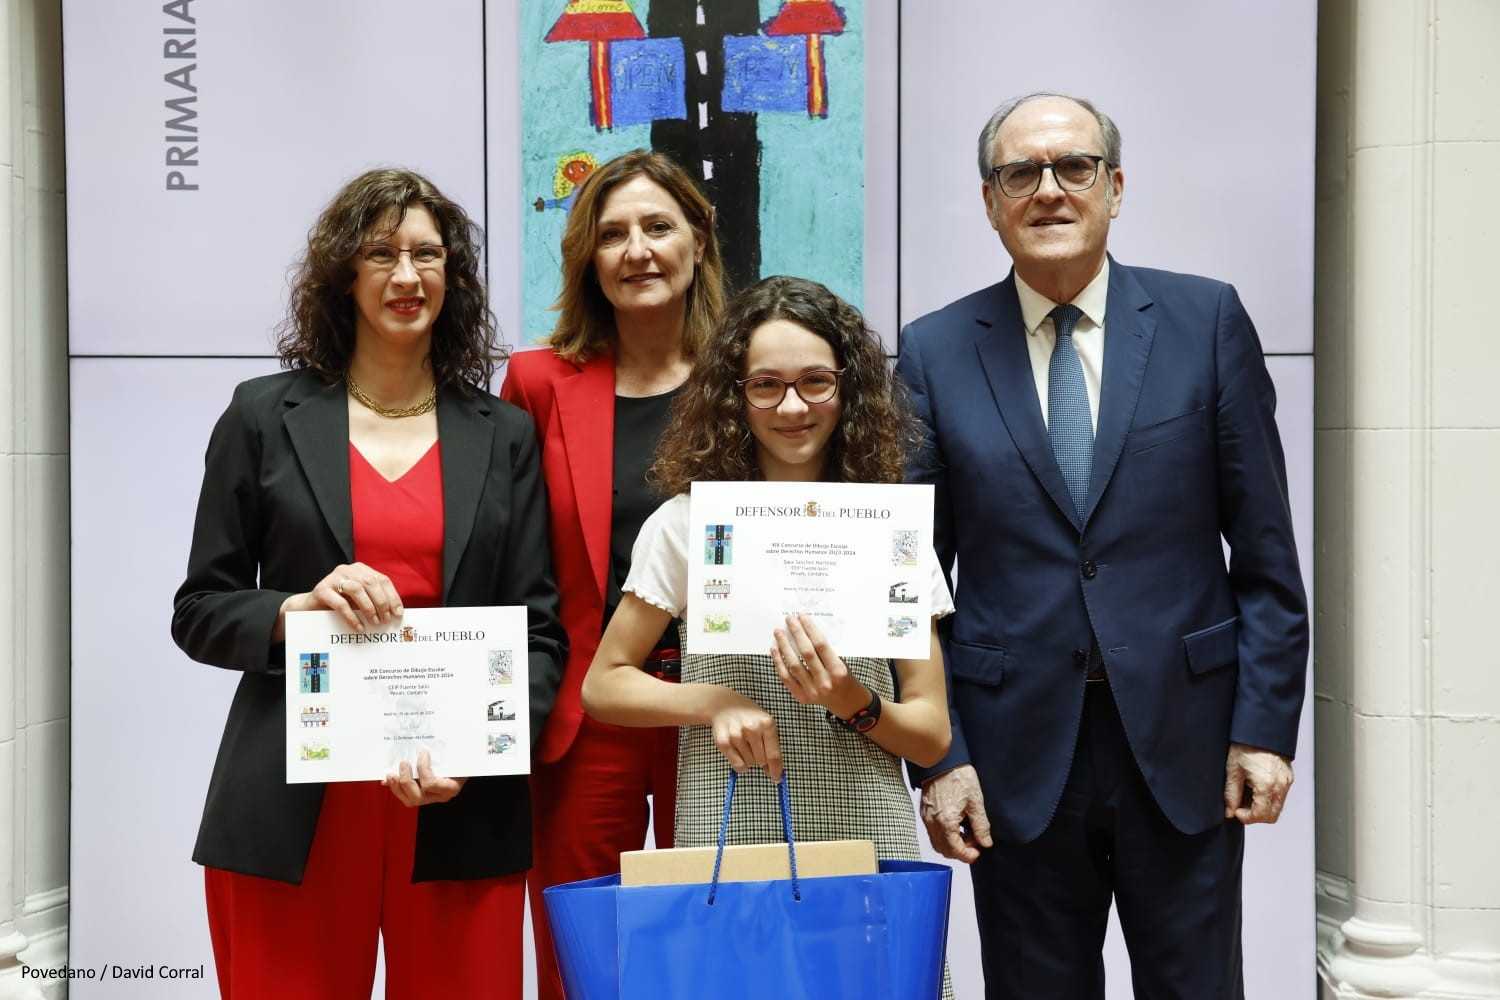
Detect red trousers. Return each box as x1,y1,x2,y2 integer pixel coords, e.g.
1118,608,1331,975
205,781,525,1000
528,716,678,1000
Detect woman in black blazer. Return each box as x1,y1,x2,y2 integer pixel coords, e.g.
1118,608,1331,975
172,168,565,1000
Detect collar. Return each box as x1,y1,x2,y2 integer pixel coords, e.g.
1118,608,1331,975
1016,258,1111,336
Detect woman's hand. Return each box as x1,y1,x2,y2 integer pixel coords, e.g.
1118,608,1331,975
710,694,784,782
771,614,870,720
383,749,467,807
277,562,404,639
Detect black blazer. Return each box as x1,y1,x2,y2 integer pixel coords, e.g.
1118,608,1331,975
172,369,566,884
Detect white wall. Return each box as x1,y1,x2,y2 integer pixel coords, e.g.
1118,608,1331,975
62,1,487,995
57,2,1317,997
895,3,1316,994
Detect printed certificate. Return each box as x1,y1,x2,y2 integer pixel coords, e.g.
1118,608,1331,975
283,606,529,783
687,481,935,658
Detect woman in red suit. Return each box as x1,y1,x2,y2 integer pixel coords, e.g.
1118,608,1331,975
173,169,565,999
499,150,725,1000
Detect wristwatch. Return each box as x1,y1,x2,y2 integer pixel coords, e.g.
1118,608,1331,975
829,688,882,733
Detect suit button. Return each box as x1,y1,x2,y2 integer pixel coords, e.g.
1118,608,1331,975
1072,649,1087,667
1081,560,1097,579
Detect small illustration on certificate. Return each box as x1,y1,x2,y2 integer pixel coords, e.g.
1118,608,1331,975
686,481,936,658
283,606,530,783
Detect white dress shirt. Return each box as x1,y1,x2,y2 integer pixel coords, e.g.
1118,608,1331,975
1015,260,1110,434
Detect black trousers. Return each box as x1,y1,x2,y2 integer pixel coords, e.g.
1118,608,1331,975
970,681,1245,1000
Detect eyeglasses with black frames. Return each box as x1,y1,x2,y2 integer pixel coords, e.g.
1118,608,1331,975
735,369,847,409
989,155,1110,199
357,244,449,270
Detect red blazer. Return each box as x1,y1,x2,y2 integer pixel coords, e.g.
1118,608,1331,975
500,349,617,764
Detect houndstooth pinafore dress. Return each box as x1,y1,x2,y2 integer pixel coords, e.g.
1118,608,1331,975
624,494,956,999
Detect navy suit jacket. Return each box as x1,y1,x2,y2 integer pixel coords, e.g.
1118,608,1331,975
896,259,1308,841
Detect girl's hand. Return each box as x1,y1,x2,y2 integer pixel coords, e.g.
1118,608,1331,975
711,697,784,782
771,614,870,720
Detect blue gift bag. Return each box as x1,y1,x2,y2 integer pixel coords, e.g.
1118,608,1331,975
543,771,952,999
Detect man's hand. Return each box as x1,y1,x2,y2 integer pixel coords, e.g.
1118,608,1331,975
919,765,993,863
1223,742,1293,824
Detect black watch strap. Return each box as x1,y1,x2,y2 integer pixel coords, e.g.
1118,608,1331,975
829,688,882,733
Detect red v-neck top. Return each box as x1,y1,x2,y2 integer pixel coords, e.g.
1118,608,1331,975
349,441,444,609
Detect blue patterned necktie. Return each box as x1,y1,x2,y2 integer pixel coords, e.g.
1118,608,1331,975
1047,304,1092,517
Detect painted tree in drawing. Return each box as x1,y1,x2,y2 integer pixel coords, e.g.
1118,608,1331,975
646,0,763,293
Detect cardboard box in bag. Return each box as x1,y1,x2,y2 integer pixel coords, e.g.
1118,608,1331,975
620,839,879,887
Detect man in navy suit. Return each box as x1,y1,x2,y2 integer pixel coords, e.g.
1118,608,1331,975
896,93,1309,998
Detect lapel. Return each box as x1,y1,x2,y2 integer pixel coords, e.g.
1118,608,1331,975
437,388,495,602
1083,259,1156,523
973,276,1081,526
551,356,616,600
283,372,355,562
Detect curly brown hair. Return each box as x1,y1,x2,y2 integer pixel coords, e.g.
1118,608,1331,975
652,276,915,495
276,168,503,391
544,150,725,363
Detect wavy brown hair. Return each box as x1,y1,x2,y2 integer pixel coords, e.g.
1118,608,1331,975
545,150,725,363
652,276,915,495
276,168,503,391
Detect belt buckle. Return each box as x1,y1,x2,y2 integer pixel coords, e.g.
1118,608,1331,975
646,650,681,681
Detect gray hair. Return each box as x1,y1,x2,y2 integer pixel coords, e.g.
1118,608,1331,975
976,92,1123,179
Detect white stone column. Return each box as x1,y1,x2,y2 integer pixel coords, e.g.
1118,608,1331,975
1420,0,1500,987
0,0,35,989
1316,0,1500,997
2,1,68,998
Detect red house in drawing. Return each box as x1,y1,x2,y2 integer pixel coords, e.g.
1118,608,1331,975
545,0,647,130
763,0,847,118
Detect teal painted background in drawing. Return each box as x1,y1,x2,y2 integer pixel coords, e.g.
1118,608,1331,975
518,0,864,344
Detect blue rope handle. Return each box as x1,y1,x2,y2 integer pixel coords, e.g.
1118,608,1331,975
779,771,800,898
707,771,737,900
707,770,800,905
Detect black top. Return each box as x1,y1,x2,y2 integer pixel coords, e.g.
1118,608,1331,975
606,387,681,647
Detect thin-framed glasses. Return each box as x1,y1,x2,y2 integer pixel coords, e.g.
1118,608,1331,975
357,244,449,270
990,155,1109,198
735,369,847,409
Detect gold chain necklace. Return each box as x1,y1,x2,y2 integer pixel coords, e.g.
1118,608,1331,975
347,377,437,418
